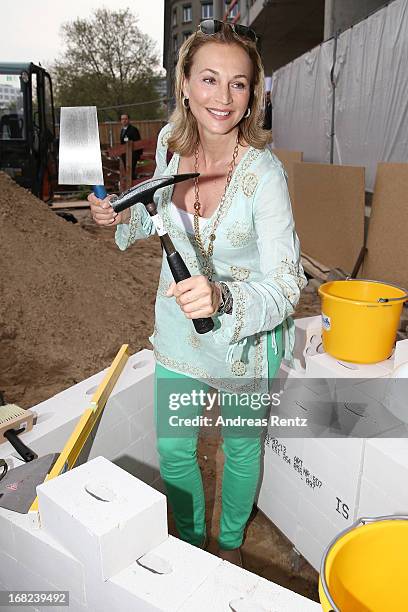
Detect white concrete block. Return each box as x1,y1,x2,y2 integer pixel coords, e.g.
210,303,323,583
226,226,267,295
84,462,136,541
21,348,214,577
275,378,323,413
178,559,260,612
317,384,401,437
12,519,86,604
179,558,321,611
252,578,321,612
129,401,155,440
113,439,158,485
143,430,160,470
297,495,353,553
264,436,305,480
300,439,362,525
0,508,16,559
37,456,167,581
313,437,365,470
0,508,39,560
354,376,393,404
261,452,301,512
121,436,145,463
145,450,160,473
306,351,391,381
273,381,333,435
363,439,408,508
279,360,307,380
31,423,84,458
108,535,221,612
295,508,345,572
13,561,58,592
394,339,408,369
293,315,323,369
252,573,321,611
260,433,364,549
0,551,20,591
358,477,408,518
294,525,326,572
108,352,154,420
258,485,298,544
87,417,133,461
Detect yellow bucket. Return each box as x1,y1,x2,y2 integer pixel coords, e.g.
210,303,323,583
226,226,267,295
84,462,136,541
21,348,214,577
319,515,408,611
318,279,407,363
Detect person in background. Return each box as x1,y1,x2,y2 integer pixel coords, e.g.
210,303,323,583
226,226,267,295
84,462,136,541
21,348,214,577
263,76,272,131
120,113,142,179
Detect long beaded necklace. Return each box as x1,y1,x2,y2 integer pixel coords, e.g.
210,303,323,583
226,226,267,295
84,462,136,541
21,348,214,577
193,134,240,280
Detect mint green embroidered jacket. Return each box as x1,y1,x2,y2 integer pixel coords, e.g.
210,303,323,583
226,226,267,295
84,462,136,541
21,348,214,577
115,124,307,393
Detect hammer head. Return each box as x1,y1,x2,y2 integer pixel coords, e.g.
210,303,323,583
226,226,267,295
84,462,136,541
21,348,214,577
110,173,200,213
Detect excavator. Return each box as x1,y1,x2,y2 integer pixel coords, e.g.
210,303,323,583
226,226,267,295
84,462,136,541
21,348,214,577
0,62,58,201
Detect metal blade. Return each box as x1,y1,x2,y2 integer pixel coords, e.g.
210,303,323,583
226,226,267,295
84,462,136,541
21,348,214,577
58,106,104,185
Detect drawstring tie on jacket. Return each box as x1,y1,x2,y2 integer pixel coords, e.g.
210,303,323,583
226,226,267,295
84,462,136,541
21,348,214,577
225,329,278,366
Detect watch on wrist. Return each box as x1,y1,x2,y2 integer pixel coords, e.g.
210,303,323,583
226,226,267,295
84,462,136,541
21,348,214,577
217,281,233,315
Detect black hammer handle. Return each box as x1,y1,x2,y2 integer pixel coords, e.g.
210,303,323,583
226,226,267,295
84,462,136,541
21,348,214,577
4,428,37,462
167,252,214,334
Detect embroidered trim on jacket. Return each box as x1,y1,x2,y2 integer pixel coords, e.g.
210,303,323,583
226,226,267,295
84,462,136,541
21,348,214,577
225,221,255,248
230,265,250,281
127,205,141,248
230,282,246,343
241,172,258,197
187,331,201,349
160,148,261,246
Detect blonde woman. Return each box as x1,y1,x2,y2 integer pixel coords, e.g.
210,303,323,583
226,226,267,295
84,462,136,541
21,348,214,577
90,20,306,567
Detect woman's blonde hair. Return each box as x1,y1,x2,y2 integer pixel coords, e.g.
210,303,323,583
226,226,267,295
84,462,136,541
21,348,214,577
167,23,271,155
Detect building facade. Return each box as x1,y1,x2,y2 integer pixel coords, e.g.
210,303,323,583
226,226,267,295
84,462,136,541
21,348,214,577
163,0,239,109
163,0,387,110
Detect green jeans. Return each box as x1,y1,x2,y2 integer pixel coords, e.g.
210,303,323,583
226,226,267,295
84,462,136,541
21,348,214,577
154,326,283,550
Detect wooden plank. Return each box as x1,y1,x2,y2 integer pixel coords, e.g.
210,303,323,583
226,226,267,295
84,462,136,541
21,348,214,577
363,163,408,289
292,163,365,275
108,138,156,158
98,120,166,147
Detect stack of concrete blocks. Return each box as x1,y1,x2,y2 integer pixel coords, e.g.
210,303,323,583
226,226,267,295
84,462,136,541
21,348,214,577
258,315,408,571
0,349,163,494
0,456,320,611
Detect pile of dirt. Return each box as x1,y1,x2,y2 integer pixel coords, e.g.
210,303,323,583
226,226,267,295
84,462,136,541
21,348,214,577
0,172,162,408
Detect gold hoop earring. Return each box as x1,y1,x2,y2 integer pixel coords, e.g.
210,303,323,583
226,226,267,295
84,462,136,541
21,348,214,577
183,96,189,109
244,107,251,119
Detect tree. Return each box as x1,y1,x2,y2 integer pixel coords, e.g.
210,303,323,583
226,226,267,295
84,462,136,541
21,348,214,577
52,8,165,121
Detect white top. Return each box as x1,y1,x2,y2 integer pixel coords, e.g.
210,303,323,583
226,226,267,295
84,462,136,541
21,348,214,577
169,201,208,234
